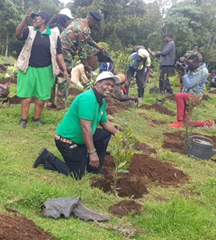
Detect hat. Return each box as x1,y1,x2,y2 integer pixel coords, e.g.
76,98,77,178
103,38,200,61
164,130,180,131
193,44,200,48
31,11,49,24
89,10,102,21
96,71,121,84
163,33,173,38
138,49,149,58
116,73,126,84
59,8,73,19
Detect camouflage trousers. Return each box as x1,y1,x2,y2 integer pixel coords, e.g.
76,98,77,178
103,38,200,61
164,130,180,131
47,56,73,110
46,75,69,110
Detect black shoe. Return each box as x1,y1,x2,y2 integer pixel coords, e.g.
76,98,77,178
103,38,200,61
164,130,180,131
32,117,43,126
19,119,27,128
33,147,47,168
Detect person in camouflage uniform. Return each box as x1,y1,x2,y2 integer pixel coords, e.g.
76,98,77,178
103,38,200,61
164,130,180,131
46,8,73,110
180,44,203,62
55,10,104,110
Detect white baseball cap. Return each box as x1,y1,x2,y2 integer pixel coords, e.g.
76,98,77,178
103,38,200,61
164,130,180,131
96,71,121,84
59,8,73,19
138,49,149,58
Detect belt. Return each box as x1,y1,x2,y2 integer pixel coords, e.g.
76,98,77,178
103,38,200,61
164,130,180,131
55,134,74,144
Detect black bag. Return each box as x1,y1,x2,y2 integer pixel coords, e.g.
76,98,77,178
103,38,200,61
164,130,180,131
95,50,113,63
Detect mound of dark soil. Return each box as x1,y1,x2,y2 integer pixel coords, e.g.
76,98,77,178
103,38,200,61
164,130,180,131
68,87,83,96
106,97,128,115
0,211,59,240
165,94,175,101
163,132,216,156
128,154,189,186
202,94,211,101
7,96,36,105
208,89,216,94
91,152,189,198
139,104,175,116
0,77,17,84
108,200,143,217
162,132,188,155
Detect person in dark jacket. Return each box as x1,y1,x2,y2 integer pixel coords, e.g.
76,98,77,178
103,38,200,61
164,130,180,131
150,33,175,94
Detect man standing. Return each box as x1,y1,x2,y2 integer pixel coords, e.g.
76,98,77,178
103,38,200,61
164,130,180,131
125,48,151,102
57,10,104,110
33,71,120,179
151,33,175,94
169,55,210,128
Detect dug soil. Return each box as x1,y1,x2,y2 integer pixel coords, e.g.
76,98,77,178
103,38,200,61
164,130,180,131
106,97,129,115
0,77,17,84
139,104,175,116
163,131,216,156
0,211,59,240
108,200,143,217
91,151,189,199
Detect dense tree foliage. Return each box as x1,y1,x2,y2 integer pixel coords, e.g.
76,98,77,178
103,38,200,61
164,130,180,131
0,0,216,69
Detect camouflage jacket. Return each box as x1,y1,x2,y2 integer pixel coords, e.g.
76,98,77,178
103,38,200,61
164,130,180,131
60,18,97,60
185,50,203,62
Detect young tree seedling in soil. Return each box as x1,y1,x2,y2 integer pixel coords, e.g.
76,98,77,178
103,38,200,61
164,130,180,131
110,126,135,196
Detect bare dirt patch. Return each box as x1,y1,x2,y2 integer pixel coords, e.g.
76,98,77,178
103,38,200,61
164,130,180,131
68,87,83,96
106,97,129,115
133,142,157,155
6,96,36,105
162,132,216,156
91,153,189,198
0,77,17,84
139,104,175,116
108,200,143,217
162,132,188,155
139,112,166,125
0,211,59,240
208,89,216,94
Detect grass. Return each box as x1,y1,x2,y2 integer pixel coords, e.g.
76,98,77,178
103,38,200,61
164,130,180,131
1,77,216,240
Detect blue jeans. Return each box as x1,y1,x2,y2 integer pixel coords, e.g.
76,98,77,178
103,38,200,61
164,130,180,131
44,129,111,179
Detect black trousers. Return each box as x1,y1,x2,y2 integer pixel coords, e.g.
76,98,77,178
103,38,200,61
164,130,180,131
159,66,173,94
125,68,146,98
43,129,111,179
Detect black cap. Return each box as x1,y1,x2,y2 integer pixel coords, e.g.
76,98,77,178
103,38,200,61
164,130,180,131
89,10,102,21
163,33,173,38
193,44,200,48
31,11,49,24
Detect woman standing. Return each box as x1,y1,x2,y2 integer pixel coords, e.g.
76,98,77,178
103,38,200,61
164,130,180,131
16,11,68,128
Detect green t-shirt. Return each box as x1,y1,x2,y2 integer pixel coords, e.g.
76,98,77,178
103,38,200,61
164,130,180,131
56,89,108,144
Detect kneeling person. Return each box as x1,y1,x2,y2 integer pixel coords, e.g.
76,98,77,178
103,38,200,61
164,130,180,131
33,71,120,179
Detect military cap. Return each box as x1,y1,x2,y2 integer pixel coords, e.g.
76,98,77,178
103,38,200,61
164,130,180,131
89,10,102,21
